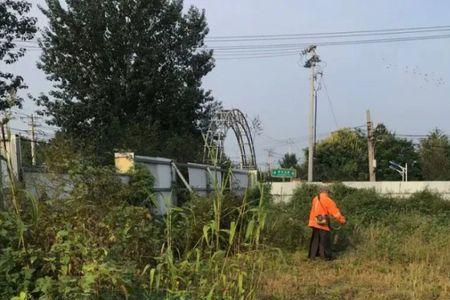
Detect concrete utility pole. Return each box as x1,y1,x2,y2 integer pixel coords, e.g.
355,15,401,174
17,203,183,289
301,45,321,182
29,114,37,166
366,110,376,182
308,57,315,182
267,149,273,172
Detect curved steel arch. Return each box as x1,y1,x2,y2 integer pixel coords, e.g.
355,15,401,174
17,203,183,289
203,109,257,169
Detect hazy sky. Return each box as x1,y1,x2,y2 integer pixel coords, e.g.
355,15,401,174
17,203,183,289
6,0,450,167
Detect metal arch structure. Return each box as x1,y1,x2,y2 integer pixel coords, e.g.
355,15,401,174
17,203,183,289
203,109,257,170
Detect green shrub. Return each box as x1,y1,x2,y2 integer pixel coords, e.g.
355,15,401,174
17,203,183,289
263,203,308,250
126,164,155,207
401,190,450,219
262,183,450,254
0,160,161,299
246,183,272,207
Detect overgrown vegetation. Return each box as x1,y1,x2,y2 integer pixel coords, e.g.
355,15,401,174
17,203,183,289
259,184,450,299
0,153,272,299
1,161,449,299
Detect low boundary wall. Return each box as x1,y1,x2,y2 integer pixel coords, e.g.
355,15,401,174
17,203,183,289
271,181,450,203
13,155,255,215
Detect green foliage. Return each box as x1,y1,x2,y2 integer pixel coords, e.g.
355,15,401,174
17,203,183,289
277,153,301,181
259,210,450,299
0,0,37,109
304,128,368,181
300,124,425,181
419,128,450,180
0,159,162,299
279,153,298,169
265,183,450,255
263,203,307,251
125,164,155,206
246,183,272,207
0,159,270,299
2,153,450,299
263,184,317,250
36,0,218,163
401,190,450,219
373,124,422,180
137,181,269,299
20,138,47,169
175,184,270,253
39,135,84,173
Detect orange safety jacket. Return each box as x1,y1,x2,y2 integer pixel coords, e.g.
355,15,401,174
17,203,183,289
308,192,346,231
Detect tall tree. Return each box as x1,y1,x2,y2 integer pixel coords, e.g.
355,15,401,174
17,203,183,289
419,129,450,180
37,0,216,163
279,153,298,169
0,0,36,109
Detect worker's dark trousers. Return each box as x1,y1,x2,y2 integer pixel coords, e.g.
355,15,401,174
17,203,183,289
308,228,332,260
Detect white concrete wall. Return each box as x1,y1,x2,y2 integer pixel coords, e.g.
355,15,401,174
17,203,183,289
271,181,450,203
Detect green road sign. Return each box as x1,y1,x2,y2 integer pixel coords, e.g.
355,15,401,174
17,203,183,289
271,168,297,178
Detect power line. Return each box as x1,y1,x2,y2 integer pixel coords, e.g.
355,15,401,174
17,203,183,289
11,25,450,45
209,27,450,43
212,33,450,51
261,133,297,144
321,77,339,129
396,134,429,138
11,26,450,59
214,52,299,60
206,25,450,40
212,33,450,60
13,34,441,58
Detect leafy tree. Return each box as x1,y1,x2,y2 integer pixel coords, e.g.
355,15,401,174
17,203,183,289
299,124,421,182
373,124,422,180
279,153,298,169
308,128,368,181
36,0,217,163
278,152,301,179
0,0,36,109
419,129,450,180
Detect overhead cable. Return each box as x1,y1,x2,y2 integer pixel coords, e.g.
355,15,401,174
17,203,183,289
206,25,450,41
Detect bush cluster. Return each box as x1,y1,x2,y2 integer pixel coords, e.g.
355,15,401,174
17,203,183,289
0,162,160,299
0,162,271,299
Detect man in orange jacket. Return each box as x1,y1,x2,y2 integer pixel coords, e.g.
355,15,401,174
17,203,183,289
308,186,346,260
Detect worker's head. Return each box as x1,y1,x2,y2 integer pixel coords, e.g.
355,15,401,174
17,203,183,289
318,186,330,194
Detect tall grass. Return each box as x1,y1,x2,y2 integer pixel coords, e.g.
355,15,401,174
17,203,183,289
144,172,269,299
259,184,450,300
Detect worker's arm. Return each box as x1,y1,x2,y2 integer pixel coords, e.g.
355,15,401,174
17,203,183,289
325,196,346,224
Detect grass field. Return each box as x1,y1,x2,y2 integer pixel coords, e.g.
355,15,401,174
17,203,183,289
259,233,450,300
